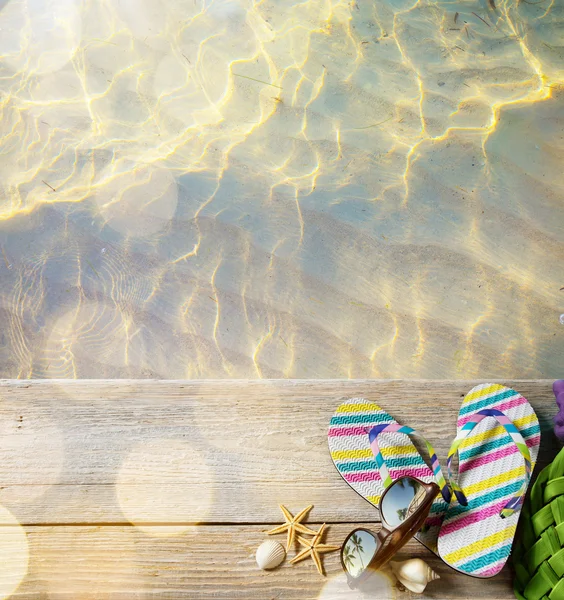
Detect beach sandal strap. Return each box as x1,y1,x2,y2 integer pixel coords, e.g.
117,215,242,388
447,408,532,518
367,423,451,503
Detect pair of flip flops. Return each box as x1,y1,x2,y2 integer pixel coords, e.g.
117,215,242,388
328,383,542,578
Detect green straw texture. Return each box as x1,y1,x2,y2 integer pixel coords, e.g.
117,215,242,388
514,447,564,600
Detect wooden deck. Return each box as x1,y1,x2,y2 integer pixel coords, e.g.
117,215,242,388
0,379,557,598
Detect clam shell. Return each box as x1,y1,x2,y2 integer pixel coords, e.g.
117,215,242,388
256,540,286,570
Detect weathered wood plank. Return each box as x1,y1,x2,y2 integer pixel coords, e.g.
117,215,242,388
7,525,513,599
0,380,557,525
0,380,551,598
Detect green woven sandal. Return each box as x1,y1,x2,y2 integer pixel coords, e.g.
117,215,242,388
513,446,564,600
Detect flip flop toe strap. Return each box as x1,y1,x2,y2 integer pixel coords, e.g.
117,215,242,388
367,423,451,503
447,408,532,518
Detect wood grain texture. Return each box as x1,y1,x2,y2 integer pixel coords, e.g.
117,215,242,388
0,380,556,598
0,380,557,525
9,524,513,599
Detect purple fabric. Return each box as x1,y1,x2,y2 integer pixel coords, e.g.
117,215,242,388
554,381,564,441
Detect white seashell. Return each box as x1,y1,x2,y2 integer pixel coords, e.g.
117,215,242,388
256,540,286,570
390,558,440,594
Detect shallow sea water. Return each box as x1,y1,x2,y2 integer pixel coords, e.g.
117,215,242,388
0,0,562,379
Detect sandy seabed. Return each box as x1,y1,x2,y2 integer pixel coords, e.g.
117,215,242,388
0,0,562,379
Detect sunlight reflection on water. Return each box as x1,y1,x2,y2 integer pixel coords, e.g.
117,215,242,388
0,0,562,378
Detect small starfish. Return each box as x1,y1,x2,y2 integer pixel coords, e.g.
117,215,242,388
267,505,317,550
290,523,341,575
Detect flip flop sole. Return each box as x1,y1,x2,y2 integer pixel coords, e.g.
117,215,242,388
437,384,541,577
328,397,448,554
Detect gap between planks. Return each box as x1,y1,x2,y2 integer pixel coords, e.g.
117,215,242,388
0,379,557,526
0,380,550,599
8,524,514,599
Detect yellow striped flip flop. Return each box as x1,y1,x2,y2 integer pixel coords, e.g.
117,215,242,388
437,384,541,577
329,397,451,554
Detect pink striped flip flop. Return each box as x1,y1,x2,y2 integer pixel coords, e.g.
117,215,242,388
328,398,451,554
437,383,541,577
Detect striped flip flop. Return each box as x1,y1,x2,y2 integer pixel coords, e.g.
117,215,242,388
328,398,451,554
437,383,541,578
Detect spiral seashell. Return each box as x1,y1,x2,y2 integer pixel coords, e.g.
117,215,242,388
256,540,286,570
390,558,440,594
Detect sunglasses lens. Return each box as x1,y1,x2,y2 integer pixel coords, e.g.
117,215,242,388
342,530,380,578
380,476,428,528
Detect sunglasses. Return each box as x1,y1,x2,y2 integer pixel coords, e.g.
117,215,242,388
341,476,440,588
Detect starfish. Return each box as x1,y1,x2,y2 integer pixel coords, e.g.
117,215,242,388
267,505,317,550
290,523,341,576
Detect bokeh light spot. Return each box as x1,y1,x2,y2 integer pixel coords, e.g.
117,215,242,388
318,571,396,600
116,439,214,536
0,505,29,599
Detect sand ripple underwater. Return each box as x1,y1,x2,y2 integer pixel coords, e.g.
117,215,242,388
0,0,562,378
